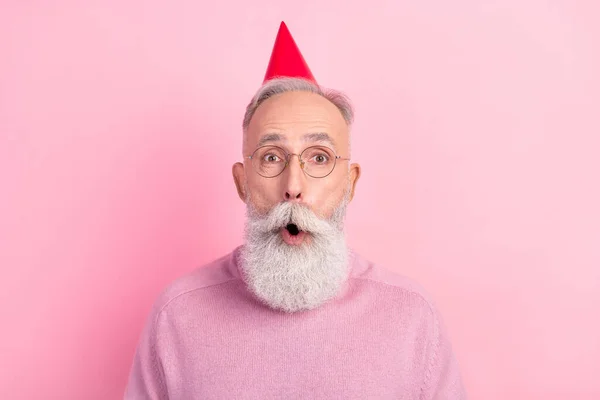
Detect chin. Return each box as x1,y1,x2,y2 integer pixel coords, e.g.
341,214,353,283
240,229,349,313
241,198,350,312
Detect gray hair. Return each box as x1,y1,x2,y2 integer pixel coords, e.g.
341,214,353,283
242,77,354,131
240,196,350,312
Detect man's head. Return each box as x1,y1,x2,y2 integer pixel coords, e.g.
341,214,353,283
232,77,361,313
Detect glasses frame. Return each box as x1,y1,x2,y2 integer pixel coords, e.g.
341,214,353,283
246,145,351,178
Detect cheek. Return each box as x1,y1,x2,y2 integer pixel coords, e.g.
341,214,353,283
311,176,349,214
246,176,280,210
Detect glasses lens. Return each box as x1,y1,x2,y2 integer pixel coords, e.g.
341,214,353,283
252,146,287,177
301,146,336,178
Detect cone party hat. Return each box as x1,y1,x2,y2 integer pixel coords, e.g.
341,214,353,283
263,21,316,84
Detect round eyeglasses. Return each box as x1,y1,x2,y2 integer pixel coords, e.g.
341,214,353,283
247,145,350,178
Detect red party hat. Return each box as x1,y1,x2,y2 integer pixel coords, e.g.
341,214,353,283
263,21,316,84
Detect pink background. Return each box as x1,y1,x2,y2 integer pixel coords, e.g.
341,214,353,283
1,1,599,399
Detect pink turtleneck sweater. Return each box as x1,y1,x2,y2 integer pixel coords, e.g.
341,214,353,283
124,247,466,399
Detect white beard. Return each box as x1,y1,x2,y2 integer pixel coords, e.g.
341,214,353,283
240,196,350,313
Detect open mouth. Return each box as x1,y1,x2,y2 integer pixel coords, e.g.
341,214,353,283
285,223,301,236
281,223,307,245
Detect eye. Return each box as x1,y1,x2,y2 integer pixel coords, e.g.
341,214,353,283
311,153,329,164
263,153,281,163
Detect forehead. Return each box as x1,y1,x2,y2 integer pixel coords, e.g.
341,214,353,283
246,91,348,150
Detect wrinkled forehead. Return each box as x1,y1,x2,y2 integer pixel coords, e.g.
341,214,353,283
245,91,349,153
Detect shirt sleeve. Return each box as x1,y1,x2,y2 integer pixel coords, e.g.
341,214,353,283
420,306,467,400
124,306,168,400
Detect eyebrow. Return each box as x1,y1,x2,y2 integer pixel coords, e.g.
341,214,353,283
303,132,335,147
257,133,285,147
256,132,336,148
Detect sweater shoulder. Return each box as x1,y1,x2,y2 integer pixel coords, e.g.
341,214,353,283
152,249,240,315
350,252,438,311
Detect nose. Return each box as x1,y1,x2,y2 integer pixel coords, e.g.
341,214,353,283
283,154,306,202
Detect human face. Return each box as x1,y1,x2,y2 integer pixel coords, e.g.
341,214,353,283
233,90,361,223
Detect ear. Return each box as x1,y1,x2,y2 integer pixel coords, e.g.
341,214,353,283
347,162,361,202
232,162,247,202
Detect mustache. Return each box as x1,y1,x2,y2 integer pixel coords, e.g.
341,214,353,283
248,202,339,236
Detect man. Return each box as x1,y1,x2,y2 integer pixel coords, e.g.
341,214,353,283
125,22,466,399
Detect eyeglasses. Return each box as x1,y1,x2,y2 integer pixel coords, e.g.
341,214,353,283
246,145,350,178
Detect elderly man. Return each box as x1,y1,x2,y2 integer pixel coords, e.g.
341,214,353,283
125,22,466,399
